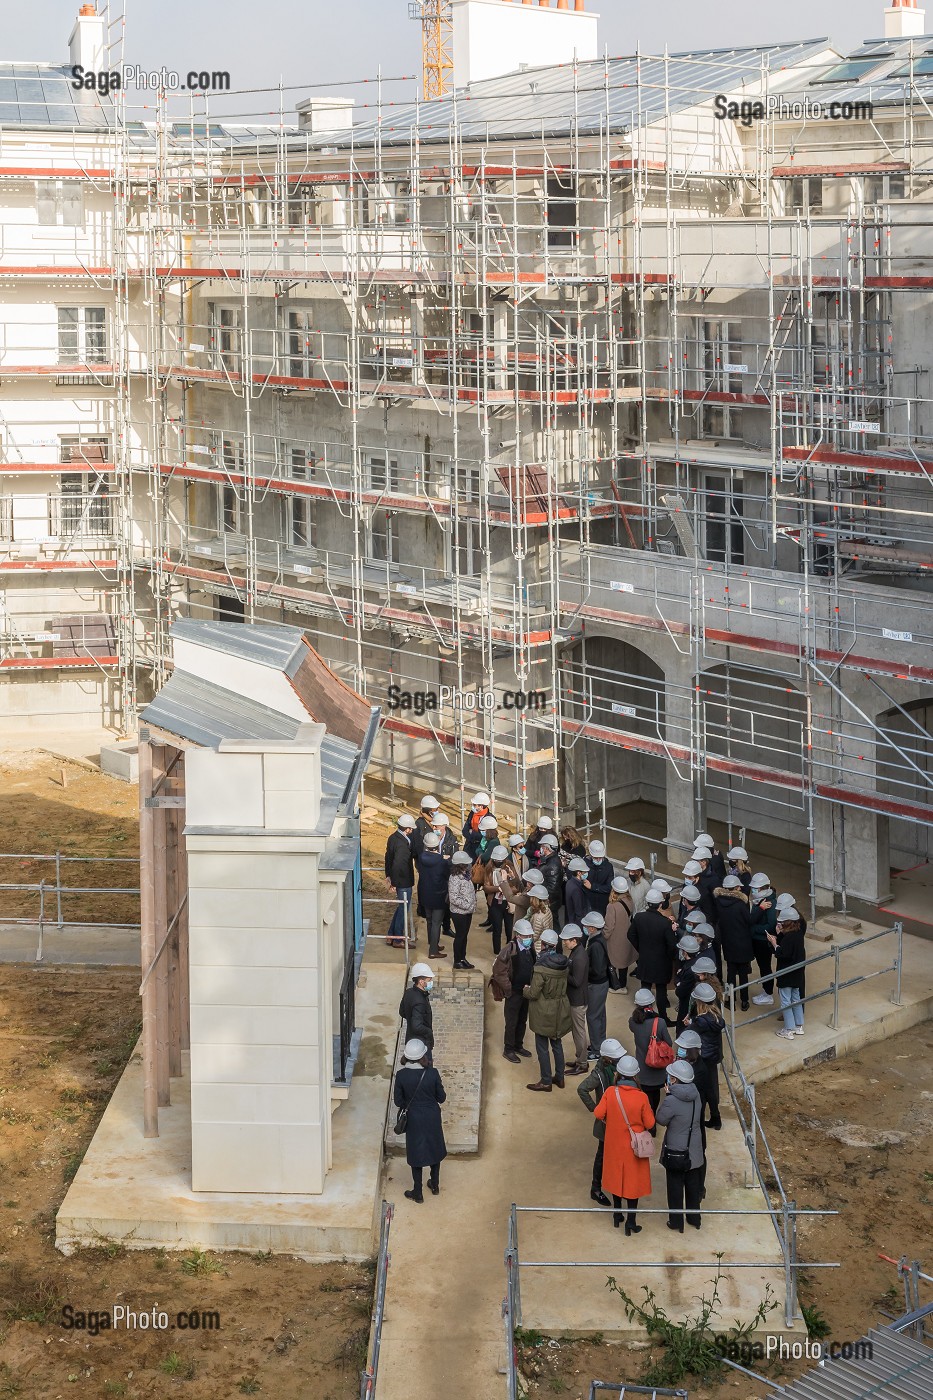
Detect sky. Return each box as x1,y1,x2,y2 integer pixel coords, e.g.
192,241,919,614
5,1,907,119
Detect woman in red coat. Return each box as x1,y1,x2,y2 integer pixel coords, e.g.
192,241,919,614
592,1054,655,1234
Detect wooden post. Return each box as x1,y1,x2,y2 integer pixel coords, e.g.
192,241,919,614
177,756,190,1053
138,732,159,1138
166,802,182,1078
153,743,171,1107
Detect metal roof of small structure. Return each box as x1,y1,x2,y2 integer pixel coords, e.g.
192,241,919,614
171,618,306,679
764,1323,933,1399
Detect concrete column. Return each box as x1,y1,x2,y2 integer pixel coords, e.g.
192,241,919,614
664,654,696,864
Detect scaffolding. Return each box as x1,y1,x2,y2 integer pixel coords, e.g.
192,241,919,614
3,29,933,897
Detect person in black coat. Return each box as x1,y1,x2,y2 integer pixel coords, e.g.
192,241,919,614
417,835,450,957
770,910,806,1038
713,876,753,1012
694,856,720,925
561,923,589,1074
683,982,724,1129
583,841,614,917
536,837,565,927
394,1039,447,1202
582,911,611,1055
411,796,439,860
564,859,589,926
628,890,677,1021
492,919,537,1061
676,1028,711,1201
673,933,701,1032
398,964,434,1054
384,815,416,947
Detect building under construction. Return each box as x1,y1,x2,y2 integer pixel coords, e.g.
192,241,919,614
2,0,933,907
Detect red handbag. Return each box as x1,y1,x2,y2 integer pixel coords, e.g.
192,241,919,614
645,1016,675,1069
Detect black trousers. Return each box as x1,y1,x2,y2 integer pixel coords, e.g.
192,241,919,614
489,901,513,954
412,1163,440,1194
640,978,669,1020
754,944,774,995
591,1138,605,1190
611,1195,640,1225
451,912,472,964
442,900,452,939
665,1165,703,1229
704,1060,721,1126
643,1082,662,1135
503,992,529,1053
726,960,752,1009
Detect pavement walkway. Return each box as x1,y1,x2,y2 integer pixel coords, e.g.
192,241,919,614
0,919,140,965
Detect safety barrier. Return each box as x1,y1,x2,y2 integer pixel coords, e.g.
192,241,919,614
359,1201,393,1400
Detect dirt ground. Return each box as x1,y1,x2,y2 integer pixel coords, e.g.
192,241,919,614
0,751,140,927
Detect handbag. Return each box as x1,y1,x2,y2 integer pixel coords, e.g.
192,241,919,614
645,1015,675,1069
394,1069,427,1135
660,1097,696,1174
615,1088,655,1160
471,856,487,887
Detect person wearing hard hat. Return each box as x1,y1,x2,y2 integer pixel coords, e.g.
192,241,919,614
749,874,777,1006
462,791,493,860
447,851,477,969
592,1053,655,1234
694,832,725,883
484,844,516,955
604,876,636,992
559,824,587,862
564,857,590,927
525,813,554,867
412,795,440,860
691,955,724,1003
417,832,450,959
726,846,752,892
523,929,572,1091
399,963,435,1058
713,874,753,1013
628,888,677,1025
682,981,724,1130
560,923,589,1076
577,1038,625,1207
770,907,806,1041
536,833,565,928
582,910,612,1055
674,1027,712,1201
394,1038,448,1204
690,847,720,924
491,917,537,1062
628,987,674,1121
624,856,649,915
584,840,614,918
656,1059,705,1231
432,811,459,948
673,933,701,1033
385,814,417,949
507,831,528,879
472,814,502,929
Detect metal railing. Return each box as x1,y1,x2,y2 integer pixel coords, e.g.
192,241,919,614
336,951,357,1084
0,851,141,962
878,1255,933,1344
359,1200,393,1400
589,1385,689,1399
725,922,904,1040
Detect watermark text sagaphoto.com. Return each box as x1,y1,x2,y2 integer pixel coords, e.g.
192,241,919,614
71,65,231,94
714,94,873,126
713,1335,874,1363
61,1305,221,1336
386,685,547,716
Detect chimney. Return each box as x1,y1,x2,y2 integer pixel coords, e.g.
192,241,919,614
452,0,599,87
69,4,106,71
884,0,927,37
295,97,355,134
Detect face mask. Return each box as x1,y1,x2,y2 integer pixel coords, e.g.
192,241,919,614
676,1046,687,1059
592,858,603,866
424,980,434,993
518,938,532,949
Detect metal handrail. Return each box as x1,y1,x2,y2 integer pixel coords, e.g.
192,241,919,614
359,1201,393,1400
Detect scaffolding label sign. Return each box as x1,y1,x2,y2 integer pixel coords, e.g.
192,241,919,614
724,363,749,374
882,628,913,642
611,703,637,718
848,421,877,434
610,580,635,593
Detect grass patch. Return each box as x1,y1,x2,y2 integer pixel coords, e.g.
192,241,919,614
801,1302,831,1340
238,1378,261,1395
3,1268,60,1325
180,1248,223,1278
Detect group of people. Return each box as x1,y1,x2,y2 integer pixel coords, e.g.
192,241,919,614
387,796,810,1213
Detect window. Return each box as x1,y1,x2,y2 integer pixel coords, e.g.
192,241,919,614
289,451,317,549
287,310,314,378
221,439,246,533
546,174,577,250
369,508,399,563
210,304,241,374
57,307,107,364
864,172,906,203
810,57,890,84
787,178,823,215
452,517,482,577
368,455,399,493
0,496,12,541
703,472,745,566
37,180,84,227
696,319,744,438
57,473,111,536
287,186,321,227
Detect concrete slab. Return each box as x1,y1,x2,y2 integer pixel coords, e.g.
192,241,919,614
55,957,404,1260
99,739,139,783
0,920,140,966
880,862,933,930
385,970,484,1156
725,927,933,1086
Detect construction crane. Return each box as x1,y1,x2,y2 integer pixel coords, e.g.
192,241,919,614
408,1,454,100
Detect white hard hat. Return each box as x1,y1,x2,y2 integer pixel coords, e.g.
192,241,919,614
422,832,440,849
403,1039,428,1062
728,846,748,861
775,892,796,909
692,982,717,1003
410,962,433,981
513,919,534,939
588,840,606,858
678,934,700,953
524,869,545,885
777,908,800,923
667,1060,695,1084
676,1029,702,1049
397,814,416,829
722,874,741,889
538,815,554,830
651,878,672,894
682,860,703,877
421,795,439,809
680,884,701,902
433,812,450,826
581,911,605,929
479,815,498,832
617,1055,641,1079
540,929,559,947
508,834,524,847
694,834,715,849
599,1038,625,1060
491,845,508,861
691,849,710,863
451,851,472,866
625,857,645,872
694,922,715,940
472,792,491,806
633,988,656,1007
560,923,582,942
749,871,770,889
646,889,665,905
693,957,717,974
611,876,629,894
539,834,558,849
568,858,588,873
684,910,705,927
